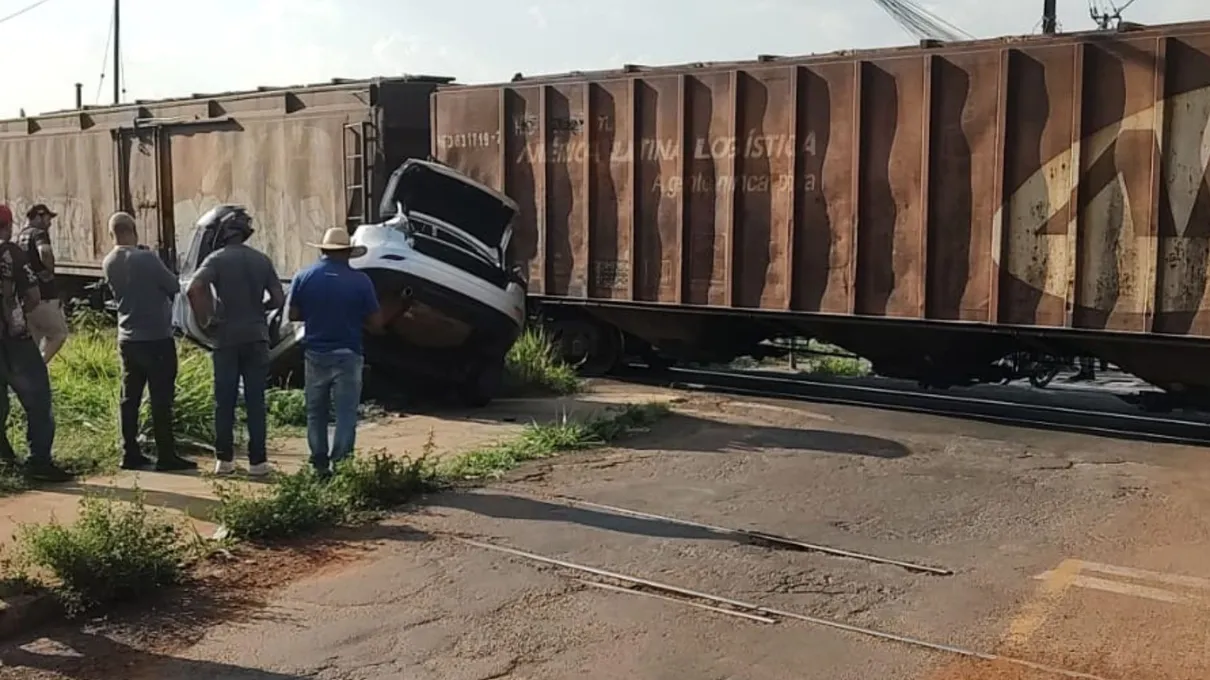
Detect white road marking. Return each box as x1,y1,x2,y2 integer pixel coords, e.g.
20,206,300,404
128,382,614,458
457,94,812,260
1031,560,1210,608
1075,561,1210,591
1033,572,1205,606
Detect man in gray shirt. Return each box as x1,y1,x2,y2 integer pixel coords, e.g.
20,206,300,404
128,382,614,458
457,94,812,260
101,212,196,472
186,205,284,477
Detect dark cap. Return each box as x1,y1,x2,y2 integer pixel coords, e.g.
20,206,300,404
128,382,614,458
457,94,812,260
26,203,57,220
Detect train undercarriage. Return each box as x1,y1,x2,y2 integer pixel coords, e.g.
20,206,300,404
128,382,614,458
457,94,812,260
535,300,1210,414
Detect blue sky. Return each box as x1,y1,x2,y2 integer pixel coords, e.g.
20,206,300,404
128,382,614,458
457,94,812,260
2,0,1207,118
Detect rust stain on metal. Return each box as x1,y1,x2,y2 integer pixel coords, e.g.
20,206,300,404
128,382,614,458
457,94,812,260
432,22,1210,338
0,77,444,279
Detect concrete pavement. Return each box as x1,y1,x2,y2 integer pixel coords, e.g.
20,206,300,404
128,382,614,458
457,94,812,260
0,385,681,551
1,390,1206,679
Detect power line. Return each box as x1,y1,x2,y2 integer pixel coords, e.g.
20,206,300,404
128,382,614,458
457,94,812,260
0,0,54,25
94,4,115,104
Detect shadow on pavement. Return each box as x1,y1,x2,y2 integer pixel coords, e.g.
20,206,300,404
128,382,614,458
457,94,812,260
52,482,222,520
433,491,730,543
2,631,308,679
0,523,434,679
624,412,911,459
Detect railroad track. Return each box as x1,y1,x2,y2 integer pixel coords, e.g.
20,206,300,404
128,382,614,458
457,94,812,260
612,365,1210,446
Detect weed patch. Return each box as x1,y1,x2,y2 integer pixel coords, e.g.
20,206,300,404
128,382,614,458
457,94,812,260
727,338,872,377
504,327,581,396
212,401,670,541
330,450,437,512
212,470,347,542
0,399,673,618
436,401,670,482
13,491,187,613
266,387,308,429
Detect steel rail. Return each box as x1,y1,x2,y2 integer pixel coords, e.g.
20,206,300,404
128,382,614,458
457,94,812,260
526,492,953,576
456,537,1113,680
613,365,1210,446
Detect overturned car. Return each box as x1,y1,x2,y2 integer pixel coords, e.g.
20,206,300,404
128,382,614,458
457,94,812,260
172,159,527,407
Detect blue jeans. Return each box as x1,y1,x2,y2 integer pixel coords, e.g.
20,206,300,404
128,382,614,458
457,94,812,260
212,341,269,464
304,349,364,471
0,338,55,463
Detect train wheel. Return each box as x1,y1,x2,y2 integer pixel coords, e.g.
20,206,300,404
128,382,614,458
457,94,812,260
1028,365,1060,389
548,318,620,377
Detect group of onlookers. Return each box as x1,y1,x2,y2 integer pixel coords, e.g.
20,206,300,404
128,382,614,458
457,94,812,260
0,201,383,483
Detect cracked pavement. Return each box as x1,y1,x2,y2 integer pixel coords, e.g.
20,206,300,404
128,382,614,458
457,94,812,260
2,390,1208,679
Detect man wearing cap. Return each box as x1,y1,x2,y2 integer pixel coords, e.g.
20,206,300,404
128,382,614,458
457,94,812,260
287,227,384,476
101,211,197,472
17,204,69,363
0,204,70,482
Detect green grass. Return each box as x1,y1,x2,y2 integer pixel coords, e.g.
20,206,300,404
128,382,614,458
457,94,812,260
729,339,872,377
436,402,669,481
213,401,670,542
0,316,576,491
503,326,582,396
2,399,673,614
1,315,307,492
212,468,350,542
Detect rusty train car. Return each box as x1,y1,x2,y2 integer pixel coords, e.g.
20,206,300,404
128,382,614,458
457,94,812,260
0,76,447,286
430,20,1210,401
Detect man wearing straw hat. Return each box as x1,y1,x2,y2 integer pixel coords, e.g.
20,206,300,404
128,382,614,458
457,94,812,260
287,227,384,477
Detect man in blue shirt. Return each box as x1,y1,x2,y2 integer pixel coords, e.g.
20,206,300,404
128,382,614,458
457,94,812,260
287,228,384,475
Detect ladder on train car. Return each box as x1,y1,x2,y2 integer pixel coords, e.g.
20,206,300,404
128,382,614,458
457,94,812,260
342,121,379,230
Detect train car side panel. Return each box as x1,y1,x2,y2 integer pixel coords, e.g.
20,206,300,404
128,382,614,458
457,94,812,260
926,50,1002,323
1155,34,1210,336
165,113,350,278
793,63,859,315
432,22,1210,341
0,129,117,275
633,76,682,304
856,56,929,319
735,68,795,310
1074,37,1161,333
3,77,446,281
998,44,1079,329
502,87,544,293
587,81,635,301
683,72,733,307
545,83,591,298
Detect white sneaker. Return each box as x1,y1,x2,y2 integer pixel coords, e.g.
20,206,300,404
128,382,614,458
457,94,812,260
214,460,236,476
247,462,273,478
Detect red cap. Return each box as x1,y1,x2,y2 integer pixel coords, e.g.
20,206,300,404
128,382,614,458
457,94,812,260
0,204,12,227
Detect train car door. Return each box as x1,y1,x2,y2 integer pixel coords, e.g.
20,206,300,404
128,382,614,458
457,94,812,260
114,126,176,270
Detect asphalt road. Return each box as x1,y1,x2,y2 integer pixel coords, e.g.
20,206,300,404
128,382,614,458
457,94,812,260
3,392,1208,680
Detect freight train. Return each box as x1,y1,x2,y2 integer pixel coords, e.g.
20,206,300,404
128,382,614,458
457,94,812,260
3,19,1210,407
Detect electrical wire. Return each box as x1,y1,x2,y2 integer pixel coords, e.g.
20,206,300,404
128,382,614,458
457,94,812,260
870,0,975,42
94,4,115,104
0,0,54,25
119,36,126,101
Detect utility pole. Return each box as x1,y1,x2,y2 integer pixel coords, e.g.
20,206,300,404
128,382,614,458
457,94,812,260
1042,0,1057,34
112,0,120,104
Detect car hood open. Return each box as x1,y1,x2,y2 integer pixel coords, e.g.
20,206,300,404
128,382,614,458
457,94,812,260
379,159,519,251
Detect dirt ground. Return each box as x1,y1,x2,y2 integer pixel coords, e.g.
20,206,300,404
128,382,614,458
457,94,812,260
1,390,1207,680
